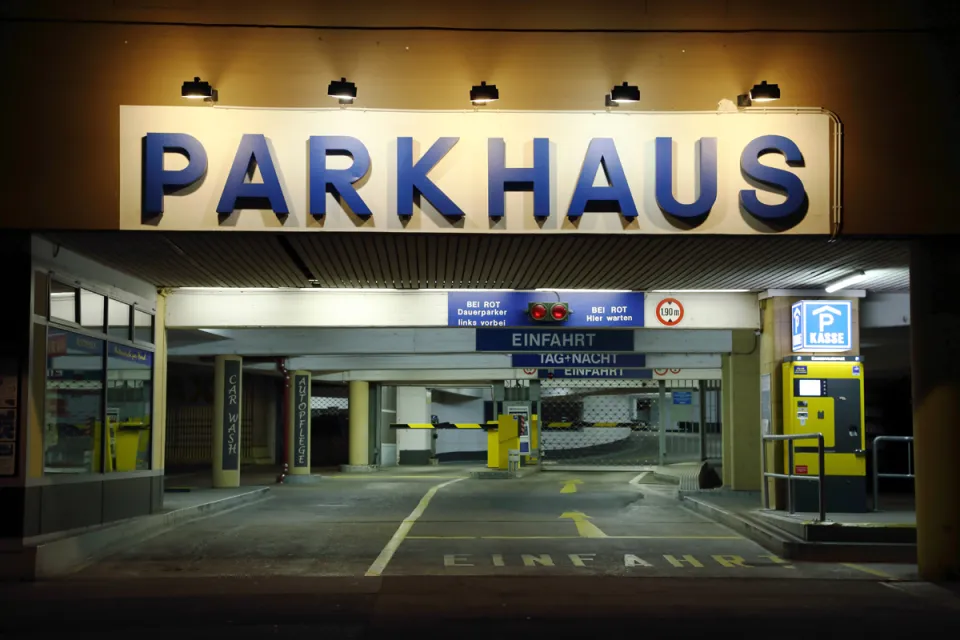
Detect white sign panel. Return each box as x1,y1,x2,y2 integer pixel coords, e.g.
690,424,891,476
120,106,832,235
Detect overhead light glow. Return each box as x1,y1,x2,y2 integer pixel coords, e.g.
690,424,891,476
749,80,781,102
609,81,640,103
824,270,868,293
327,77,357,102
470,81,499,105
181,76,216,101
534,288,633,293
651,289,751,293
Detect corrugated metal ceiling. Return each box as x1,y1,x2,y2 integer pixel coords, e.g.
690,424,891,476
43,232,911,291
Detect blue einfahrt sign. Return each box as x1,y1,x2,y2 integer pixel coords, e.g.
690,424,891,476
672,391,693,405
513,353,647,367
791,300,853,352
538,368,653,379
476,329,634,352
448,291,644,328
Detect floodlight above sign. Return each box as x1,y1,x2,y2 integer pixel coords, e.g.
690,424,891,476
791,300,853,352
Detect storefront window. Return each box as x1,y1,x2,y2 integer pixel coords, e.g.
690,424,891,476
107,299,131,340
133,309,154,344
105,343,153,472
50,281,77,324
80,289,106,333
44,328,104,474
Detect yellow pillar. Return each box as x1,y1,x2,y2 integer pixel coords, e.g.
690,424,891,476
287,370,311,475
347,380,370,468
910,239,960,581
212,355,242,488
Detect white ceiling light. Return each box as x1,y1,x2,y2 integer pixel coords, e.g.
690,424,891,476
651,289,751,293
533,288,633,293
824,270,868,293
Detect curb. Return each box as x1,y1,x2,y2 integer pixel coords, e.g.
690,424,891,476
680,492,917,563
680,492,794,556
21,487,271,580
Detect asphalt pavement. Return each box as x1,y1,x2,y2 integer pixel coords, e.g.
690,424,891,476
2,468,958,637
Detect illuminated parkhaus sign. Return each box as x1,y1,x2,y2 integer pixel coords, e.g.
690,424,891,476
121,107,833,234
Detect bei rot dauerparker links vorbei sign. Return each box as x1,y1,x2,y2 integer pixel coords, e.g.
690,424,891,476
121,107,832,234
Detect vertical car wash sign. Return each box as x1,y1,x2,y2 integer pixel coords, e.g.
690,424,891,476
791,300,853,352
222,359,241,470
293,373,310,468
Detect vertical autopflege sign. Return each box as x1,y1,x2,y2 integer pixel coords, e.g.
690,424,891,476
222,359,241,471
0,362,18,477
293,373,310,468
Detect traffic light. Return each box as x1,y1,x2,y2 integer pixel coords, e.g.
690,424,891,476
528,301,569,322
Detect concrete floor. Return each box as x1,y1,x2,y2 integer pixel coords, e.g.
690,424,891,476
72,469,915,581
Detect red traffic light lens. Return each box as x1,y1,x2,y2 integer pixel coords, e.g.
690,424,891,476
530,303,547,320
551,303,568,320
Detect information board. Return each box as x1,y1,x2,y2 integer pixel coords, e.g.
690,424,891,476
476,329,635,352
449,291,644,328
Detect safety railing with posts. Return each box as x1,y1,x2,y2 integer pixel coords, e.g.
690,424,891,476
761,433,827,522
872,435,915,511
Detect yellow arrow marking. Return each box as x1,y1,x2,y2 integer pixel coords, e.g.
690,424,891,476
560,479,583,494
559,511,608,538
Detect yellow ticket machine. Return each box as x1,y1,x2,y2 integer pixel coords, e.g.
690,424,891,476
781,355,867,512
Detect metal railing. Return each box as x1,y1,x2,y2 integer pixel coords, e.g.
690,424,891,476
872,435,915,511
761,433,827,522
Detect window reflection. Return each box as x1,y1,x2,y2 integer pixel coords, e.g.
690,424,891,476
50,281,77,324
44,328,104,474
107,299,131,340
105,343,153,472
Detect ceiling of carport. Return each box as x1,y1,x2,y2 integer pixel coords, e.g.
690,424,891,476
43,232,910,292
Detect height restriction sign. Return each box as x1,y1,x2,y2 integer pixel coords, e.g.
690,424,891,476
656,298,684,326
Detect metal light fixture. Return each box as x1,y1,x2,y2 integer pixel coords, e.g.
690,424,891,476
470,81,499,105
606,81,640,107
328,77,357,104
181,77,217,102
824,270,868,293
738,80,780,107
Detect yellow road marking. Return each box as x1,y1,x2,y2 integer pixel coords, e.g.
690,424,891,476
330,475,467,480
406,535,741,540
560,479,583,494
364,477,464,577
559,511,608,538
842,563,899,580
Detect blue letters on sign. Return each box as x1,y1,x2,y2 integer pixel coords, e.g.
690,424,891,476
397,137,464,217
567,138,638,218
142,133,208,216
487,138,551,218
216,134,289,215
791,300,852,352
538,368,653,379
654,137,718,219
476,329,635,352
513,353,647,367
309,136,371,217
739,135,807,221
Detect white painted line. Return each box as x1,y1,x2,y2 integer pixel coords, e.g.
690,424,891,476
629,472,650,486
364,477,464,577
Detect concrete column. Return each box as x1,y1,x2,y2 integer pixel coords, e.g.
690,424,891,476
722,330,762,490
910,239,960,581
658,381,667,465
343,380,373,471
212,355,242,488
721,354,734,486
286,370,311,476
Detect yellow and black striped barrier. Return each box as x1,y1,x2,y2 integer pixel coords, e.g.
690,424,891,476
390,422,485,430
